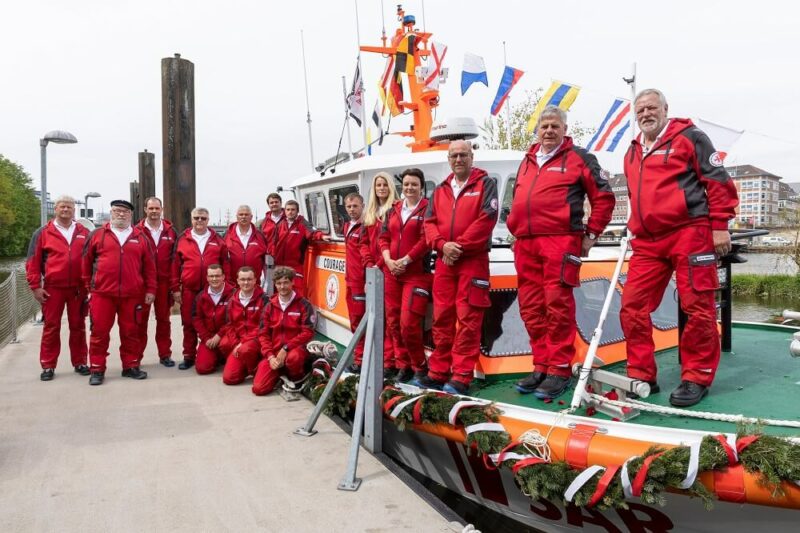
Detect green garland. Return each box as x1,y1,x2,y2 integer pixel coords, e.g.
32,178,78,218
309,375,800,510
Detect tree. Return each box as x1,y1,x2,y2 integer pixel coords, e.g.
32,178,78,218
481,89,595,150
777,201,800,271
0,155,41,257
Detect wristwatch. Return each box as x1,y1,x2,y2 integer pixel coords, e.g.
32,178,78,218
586,232,598,240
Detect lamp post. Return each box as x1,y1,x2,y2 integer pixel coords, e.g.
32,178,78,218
40,130,78,226
84,191,101,220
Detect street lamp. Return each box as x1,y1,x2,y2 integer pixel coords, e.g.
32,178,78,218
40,130,78,226
84,191,101,220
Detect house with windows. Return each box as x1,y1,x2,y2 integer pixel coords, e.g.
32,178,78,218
727,165,782,227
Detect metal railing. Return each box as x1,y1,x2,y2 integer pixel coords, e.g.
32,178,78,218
0,265,38,349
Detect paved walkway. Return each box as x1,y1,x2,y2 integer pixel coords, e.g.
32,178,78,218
0,317,457,532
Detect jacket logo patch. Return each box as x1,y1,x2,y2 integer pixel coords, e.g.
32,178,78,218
76,235,86,239
709,152,723,167
547,167,566,172
463,191,480,197
288,311,301,316
290,230,300,234
129,239,139,243
651,149,672,156
209,242,219,246
490,198,498,210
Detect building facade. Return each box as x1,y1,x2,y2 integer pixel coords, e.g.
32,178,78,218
727,165,781,227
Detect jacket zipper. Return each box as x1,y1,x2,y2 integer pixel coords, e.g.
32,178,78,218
636,136,671,239
449,180,472,242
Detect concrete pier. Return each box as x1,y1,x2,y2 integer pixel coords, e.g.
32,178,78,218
0,317,458,532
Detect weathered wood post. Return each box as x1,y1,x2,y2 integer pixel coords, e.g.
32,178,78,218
129,180,141,222
161,53,195,232
138,149,156,216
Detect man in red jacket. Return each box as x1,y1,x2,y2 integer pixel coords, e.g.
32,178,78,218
26,195,90,380
192,264,235,374
417,140,498,395
253,267,316,396
507,106,615,400
621,88,739,407
83,200,156,385
224,205,269,285
136,196,178,367
221,267,266,386
260,192,285,246
171,207,228,370
269,199,330,297
342,193,368,373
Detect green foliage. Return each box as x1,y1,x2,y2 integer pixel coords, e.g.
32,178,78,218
0,155,40,257
481,89,595,151
731,274,800,299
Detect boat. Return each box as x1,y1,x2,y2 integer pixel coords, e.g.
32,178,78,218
284,7,800,531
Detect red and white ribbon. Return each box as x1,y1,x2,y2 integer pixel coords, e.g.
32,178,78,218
448,401,488,426
620,455,640,498
564,465,605,502
679,439,702,489
389,394,424,419
465,422,506,435
488,452,534,465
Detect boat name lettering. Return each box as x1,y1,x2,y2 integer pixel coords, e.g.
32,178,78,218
316,256,346,273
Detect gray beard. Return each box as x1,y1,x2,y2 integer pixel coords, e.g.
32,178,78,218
111,220,130,230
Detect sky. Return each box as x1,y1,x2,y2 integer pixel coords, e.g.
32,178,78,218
2,0,798,224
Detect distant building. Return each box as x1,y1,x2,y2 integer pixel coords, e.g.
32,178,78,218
609,173,628,224
33,191,54,219
727,165,782,227
778,182,800,223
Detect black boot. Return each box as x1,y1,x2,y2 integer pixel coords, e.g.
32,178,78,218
396,367,415,383
533,375,572,400
40,369,55,381
669,381,708,407
121,367,148,380
515,371,547,394
89,372,105,386
178,358,195,370
159,357,176,367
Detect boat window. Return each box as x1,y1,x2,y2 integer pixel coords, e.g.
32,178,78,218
500,176,516,224
618,274,679,331
575,279,625,345
328,185,359,237
425,180,435,202
304,191,330,233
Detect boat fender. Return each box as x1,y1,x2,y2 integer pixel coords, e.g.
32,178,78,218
714,464,747,503
564,424,599,470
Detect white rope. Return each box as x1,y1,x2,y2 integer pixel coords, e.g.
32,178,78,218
564,465,605,502
519,428,552,463
465,422,506,435
587,393,800,428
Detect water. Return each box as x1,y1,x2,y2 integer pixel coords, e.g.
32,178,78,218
731,252,798,276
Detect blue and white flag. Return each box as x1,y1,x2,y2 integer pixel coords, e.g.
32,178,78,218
461,53,488,95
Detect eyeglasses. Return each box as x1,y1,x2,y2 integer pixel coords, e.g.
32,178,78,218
193,216,208,221
448,153,471,160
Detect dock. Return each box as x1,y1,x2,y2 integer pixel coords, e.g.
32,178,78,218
0,316,459,532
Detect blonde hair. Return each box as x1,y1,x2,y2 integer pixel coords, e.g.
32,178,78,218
363,172,398,227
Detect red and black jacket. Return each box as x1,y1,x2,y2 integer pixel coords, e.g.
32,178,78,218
221,286,266,344
343,219,367,289
26,221,90,290
192,282,235,341
624,118,739,239
171,228,228,293
269,215,323,269
224,222,268,284
82,224,157,298
258,293,316,356
507,136,615,238
379,199,431,277
137,218,178,284
260,210,285,248
358,222,382,269
424,167,498,257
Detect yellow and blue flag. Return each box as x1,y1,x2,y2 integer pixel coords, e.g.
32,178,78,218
526,81,581,132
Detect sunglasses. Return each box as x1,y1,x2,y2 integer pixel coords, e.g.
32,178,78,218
193,216,208,221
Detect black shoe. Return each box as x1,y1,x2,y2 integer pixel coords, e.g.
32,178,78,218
669,381,708,407
89,372,104,386
396,367,415,383
410,374,445,391
533,375,572,400
515,371,547,394
346,363,361,374
40,368,55,381
443,380,470,395
121,367,148,380
74,365,91,376
628,381,660,400
159,357,176,368
383,367,399,380
178,359,195,370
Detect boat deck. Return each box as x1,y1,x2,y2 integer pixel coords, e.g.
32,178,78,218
472,323,800,437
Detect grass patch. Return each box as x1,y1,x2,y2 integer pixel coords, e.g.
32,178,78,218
731,274,800,298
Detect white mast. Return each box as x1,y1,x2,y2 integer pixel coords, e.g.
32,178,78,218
624,62,637,141
301,30,315,172
342,76,354,156
354,0,368,154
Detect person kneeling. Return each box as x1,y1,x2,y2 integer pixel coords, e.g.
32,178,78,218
253,267,316,396
221,267,265,385
193,264,235,374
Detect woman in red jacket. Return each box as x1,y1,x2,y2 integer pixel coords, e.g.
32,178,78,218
379,168,432,383
352,172,398,375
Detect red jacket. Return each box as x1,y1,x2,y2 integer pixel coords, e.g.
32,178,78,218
221,287,266,344
507,137,615,238
136,218,178,284
424,167,498,257
343,219,367,288
171,228,228,292
224,222,268,283
26,221,90,290
82,224,157,298
258,293,316,356
624,118,739,239
260,211,285,248
269,215,322,268
192,282,235,341
358,223,382,269
379,199,431,277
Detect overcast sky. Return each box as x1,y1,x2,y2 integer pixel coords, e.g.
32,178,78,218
2,0,798,223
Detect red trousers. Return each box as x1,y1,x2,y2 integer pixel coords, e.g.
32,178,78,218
39,287,88,369
345,285,366,363
221,337,261,385
179,288,200,359
515,235,582,378
384,272,432,372
621,224,720,386
428,255,491,385
195,341,225,374
252,347,308,395
137,281,172,361
89,294,143,373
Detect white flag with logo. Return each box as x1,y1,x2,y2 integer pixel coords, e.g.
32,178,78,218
694,117,743,163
